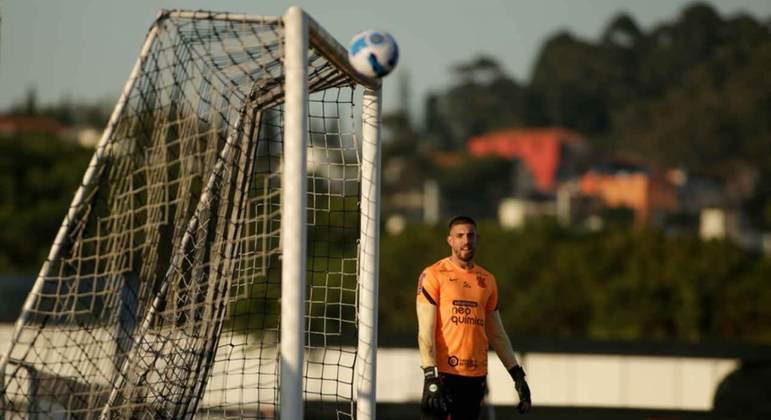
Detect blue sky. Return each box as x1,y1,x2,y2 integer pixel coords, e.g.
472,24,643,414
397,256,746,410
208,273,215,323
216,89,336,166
1,0,769,118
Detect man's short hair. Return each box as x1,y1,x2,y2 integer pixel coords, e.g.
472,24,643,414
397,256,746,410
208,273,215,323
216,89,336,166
448,215,477,230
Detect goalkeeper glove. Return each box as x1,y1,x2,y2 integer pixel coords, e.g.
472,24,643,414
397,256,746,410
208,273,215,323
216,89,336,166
508,365,532,414
421,366,452,415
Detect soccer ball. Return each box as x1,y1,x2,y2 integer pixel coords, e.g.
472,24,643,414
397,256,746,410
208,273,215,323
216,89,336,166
348,30,399,78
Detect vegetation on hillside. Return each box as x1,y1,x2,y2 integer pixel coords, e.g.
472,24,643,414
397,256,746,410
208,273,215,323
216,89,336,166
1,2,769,345
380,221,771,344
421,3,771,227
0,133,92,272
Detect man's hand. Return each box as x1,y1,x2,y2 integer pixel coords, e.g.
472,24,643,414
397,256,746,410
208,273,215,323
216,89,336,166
421,366,452,415
508,365,532,414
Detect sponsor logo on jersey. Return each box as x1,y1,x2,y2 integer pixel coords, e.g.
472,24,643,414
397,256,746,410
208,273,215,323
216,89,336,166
447,355,478,370
450,301,485,326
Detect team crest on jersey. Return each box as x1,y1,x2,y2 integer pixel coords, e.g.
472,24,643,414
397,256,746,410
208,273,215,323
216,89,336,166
476,275,487,288
416,272,426,295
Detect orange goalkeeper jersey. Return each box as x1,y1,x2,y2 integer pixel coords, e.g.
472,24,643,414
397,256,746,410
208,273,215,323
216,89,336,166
416,257,498,377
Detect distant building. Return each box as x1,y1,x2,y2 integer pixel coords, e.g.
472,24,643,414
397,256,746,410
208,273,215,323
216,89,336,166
699,207,771,255
579,161,678,224
498,195,556,229
430,150,462,168
0,115,103,149
382,177,440,226
77,127,102,148
0,115,68,137
467,128,586,193
700,208,740,240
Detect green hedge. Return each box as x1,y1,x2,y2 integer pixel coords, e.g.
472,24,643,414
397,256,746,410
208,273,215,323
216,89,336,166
379,219,771,344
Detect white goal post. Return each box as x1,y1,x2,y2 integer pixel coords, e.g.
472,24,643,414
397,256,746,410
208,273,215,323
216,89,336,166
0,6,382,420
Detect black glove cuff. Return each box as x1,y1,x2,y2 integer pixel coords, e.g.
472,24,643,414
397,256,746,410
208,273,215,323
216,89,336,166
423,366,439,379
508,365,526,382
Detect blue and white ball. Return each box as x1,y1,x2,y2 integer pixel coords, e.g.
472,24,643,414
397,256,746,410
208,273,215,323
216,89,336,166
348,30,399,78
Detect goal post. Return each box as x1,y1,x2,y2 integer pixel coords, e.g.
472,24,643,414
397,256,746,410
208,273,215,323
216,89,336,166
281,8,309,420
356,88,382,420
0,7,382,420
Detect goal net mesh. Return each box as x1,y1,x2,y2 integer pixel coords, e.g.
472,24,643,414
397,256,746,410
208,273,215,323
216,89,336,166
1,10,365,419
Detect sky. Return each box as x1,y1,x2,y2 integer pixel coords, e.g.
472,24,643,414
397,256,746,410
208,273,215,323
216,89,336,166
1,0,770,120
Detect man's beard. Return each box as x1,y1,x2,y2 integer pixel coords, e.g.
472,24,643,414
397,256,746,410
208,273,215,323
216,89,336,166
457,248,474,261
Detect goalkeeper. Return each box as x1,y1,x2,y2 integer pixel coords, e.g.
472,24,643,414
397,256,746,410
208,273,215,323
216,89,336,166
416,216,531,419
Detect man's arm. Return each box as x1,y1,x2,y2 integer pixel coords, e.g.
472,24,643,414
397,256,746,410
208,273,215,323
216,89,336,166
485,309,519,369
416,301,437,368
486,309,532,413
417,300,452,415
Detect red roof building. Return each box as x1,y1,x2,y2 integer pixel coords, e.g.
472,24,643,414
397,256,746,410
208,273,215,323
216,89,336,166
467,128,584,192
0,116,68,136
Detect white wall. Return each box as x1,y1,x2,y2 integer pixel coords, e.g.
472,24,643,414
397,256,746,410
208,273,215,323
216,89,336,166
0,324,737,411
374,348,736,410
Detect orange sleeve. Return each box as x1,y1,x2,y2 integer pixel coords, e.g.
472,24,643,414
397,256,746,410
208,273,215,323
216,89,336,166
416,268,439,305
486,275,498,312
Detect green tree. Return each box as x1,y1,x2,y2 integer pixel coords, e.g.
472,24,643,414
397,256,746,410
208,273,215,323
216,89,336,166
436,156,514,219
0,133,92,272
377,221,771,345
425,56,529,150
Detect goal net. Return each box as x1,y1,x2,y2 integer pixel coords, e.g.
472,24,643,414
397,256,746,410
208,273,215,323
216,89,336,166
0,8,381,419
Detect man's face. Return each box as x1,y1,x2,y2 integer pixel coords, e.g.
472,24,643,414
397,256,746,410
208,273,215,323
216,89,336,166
447,223,478,262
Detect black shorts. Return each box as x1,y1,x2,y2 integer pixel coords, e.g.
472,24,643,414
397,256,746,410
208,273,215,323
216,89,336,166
421,373,486,420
